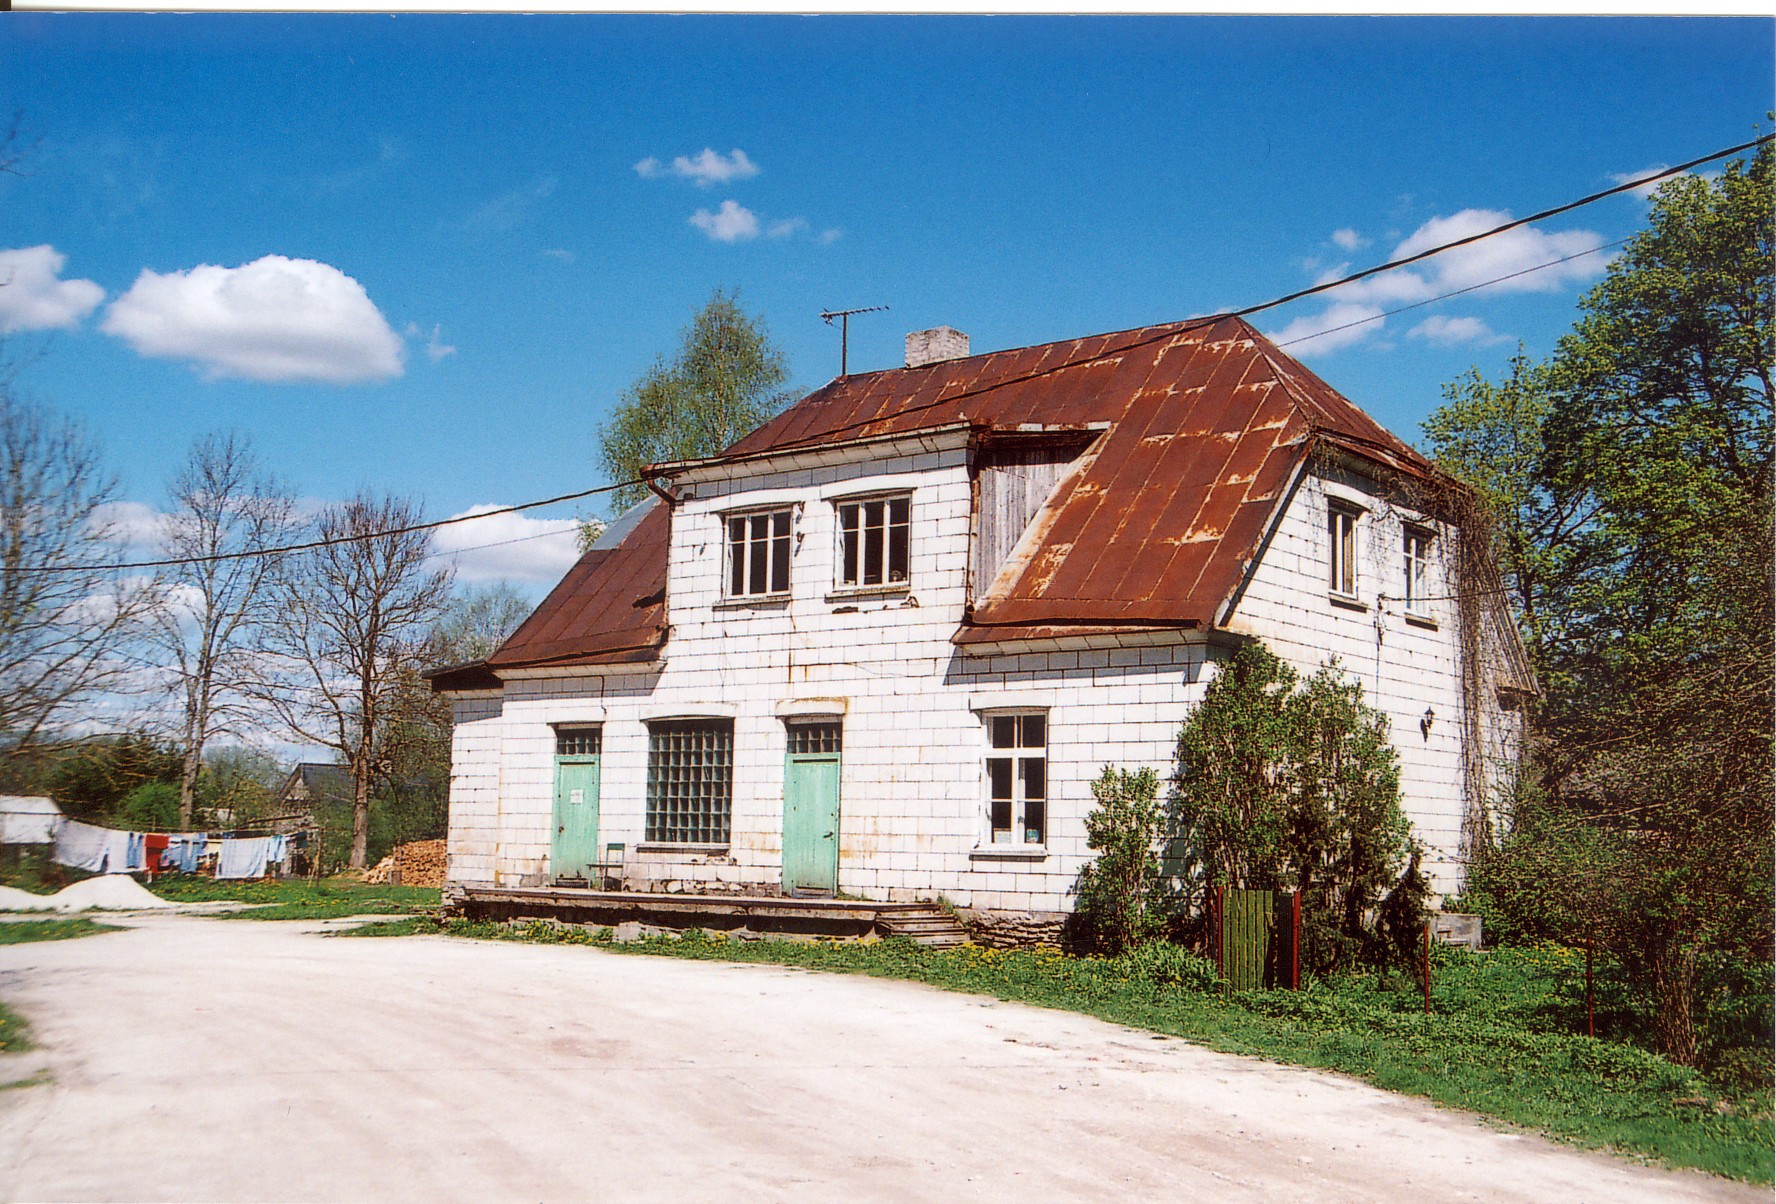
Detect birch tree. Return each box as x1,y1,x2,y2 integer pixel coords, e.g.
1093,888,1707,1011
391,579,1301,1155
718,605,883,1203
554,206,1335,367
154,433,299,826
256,492,452,869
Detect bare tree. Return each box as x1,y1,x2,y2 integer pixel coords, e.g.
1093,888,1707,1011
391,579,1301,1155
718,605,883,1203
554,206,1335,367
254,492,452,869
153,433,299,826
0,390,152,762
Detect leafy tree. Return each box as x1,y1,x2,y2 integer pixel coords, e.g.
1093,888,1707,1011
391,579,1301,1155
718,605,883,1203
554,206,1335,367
46,732,183,821
1425,143,1773,1066
193,744,283,828
430,582,532,663
1170,641,1417,976
254,493,453,869
596,289,792,514
1072,766,1168,955
115,780,179,831
153,432,299,826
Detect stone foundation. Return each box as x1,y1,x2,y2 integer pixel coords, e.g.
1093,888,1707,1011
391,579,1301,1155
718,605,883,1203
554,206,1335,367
954,907,1067,949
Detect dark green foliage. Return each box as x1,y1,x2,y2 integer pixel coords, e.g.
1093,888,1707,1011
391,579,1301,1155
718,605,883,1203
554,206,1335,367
1170,641,1419,975
1072,766,1169,954
113,781,179,830
46,732,182,821
0,918,120,945
598,289,792,513
1425,144,1774,1067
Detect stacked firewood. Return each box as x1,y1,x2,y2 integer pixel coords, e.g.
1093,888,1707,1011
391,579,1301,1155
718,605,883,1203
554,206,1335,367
364,839,448,888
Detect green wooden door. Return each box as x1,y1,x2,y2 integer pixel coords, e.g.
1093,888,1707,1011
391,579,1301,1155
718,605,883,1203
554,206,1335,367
552,735,602,882
783,722,841,895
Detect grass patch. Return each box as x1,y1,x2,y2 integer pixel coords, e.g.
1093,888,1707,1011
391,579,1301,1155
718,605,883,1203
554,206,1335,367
148,875,440,920
0,999,31,1054
352,917,1773,1184
0,918,121,945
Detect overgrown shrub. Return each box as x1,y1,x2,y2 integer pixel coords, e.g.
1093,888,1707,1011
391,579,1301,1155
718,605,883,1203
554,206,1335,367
114,781,179,830
1170,641,1423,976
1072,766,1169,954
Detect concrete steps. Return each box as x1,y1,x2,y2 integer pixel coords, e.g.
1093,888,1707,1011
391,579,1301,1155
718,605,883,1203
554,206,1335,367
874,904,971,948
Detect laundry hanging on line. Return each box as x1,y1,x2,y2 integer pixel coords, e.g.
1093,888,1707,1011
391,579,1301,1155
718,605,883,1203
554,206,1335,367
52,819,144,874
215,833,288,880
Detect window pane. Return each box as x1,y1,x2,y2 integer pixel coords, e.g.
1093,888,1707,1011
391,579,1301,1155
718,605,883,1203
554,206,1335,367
990,715,1018,748
887,498,910,583
1023,798,1045,845
770,514,791,593
863,499,884,584
646,720,733,844
1020,713,1045,749
748,515,768,594
1021,756,1045,801
555,727,602,757
729,517,746,595
988,758,1013,839
840,504,860,585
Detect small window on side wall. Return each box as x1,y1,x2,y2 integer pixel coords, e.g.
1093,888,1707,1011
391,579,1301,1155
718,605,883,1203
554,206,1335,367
1404,528,1435,618
986,712,1046,846
836,494,911,590
727,508,791,598
1327,504,1360,600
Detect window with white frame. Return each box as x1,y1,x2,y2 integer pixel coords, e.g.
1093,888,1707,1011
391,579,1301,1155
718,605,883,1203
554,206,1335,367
835,494,911,590
985,712,1047,845
1328,504,1360,599
1403,527,1435,617
726,508,792,598
645,720,733,844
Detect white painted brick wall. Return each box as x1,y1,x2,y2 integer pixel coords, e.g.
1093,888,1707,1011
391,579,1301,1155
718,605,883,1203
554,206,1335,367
445,451,1513,910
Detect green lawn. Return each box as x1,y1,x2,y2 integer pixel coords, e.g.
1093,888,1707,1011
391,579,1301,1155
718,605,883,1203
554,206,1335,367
350,917,1773,1185
0,918,122,945
147,876,440,920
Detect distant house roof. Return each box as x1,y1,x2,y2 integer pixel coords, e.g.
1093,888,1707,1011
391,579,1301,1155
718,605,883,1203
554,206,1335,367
448,315,1456,679
279,763,352,806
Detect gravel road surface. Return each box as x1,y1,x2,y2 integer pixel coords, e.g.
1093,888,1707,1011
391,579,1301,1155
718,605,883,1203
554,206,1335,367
0,913,1760,1203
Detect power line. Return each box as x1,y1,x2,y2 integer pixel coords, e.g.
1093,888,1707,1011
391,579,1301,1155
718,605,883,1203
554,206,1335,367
22,132,1772,577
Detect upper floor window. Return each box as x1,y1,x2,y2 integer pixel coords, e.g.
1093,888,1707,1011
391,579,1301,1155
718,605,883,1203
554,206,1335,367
836,494,911,590
986,711,1046,846
1403,528,1434,617
1328,504,1360,600
727,508,791,598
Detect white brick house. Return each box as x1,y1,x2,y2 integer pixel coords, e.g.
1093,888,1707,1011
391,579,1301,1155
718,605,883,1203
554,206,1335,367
430,317,1530,935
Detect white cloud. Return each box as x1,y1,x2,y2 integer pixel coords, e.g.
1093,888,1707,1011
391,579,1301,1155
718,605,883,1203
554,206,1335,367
424,324,456,363
88,500,165,553
429,505,582,586
1408,315,1508,347
689,200,761,243
1266,301,1386,356
101,255,406,384
766,217,807,239
463,176,557,233
540,247,576,264
817,228,843,245
1271,208,1611,357
0,246,106,333
638,148,760,188
1330,228,1369,252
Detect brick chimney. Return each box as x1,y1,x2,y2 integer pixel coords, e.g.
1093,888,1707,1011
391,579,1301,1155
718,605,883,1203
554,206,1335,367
905,326,970,368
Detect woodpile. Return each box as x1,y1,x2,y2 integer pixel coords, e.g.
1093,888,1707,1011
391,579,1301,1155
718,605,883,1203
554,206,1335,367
365,839,448,888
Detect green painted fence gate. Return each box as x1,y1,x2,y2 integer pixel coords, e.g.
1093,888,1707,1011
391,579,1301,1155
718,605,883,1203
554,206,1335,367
1214,886,1302,991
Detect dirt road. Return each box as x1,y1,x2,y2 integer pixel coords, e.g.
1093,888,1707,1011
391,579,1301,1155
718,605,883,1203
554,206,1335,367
0,913,1758,1202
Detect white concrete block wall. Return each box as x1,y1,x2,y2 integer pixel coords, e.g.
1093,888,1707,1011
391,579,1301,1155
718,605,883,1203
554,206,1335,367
1221,466,1477,897
447,448,1507,911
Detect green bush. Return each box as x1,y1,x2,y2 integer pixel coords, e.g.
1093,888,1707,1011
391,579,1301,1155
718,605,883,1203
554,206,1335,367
114,781,179,830
1072,766,1170,954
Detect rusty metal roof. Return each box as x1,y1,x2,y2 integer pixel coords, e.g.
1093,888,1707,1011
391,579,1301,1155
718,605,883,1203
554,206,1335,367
460,315,1441,680
482,499,668,672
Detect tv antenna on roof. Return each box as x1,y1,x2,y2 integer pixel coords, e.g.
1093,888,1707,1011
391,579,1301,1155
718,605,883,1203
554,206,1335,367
820,305,889,378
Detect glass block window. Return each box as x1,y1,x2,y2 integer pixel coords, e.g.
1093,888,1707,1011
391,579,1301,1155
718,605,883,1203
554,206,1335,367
787,722,842,756
986,711,1047,845
1328,505,1359,598
727,509,792,597
646,720,734,844
1403,528,1434,615
836,495,911,589
554,727,602,757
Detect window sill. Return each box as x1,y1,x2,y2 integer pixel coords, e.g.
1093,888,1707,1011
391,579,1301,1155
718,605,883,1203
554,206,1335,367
713,595,790,611
1329,592,1368,613
635,842,731,856
969,845,1049,862
825,583,911,603
1403,611,1439,630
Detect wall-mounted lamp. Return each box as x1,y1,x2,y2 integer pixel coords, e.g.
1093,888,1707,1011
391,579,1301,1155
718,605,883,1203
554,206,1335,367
1420,707,1436,739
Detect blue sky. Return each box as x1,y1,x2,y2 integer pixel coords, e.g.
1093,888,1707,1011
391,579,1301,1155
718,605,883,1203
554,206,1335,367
2,14,1771,597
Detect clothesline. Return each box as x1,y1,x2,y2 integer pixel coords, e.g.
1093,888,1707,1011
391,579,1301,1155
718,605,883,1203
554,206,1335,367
50,817,295,879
